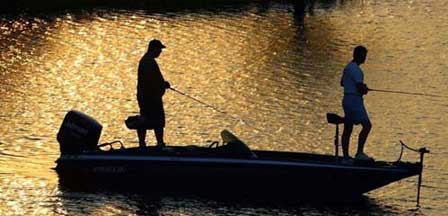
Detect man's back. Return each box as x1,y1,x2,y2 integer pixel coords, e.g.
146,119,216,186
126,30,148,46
137,53,165,99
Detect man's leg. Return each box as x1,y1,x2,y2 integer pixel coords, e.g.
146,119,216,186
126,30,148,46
357,119,372,154
137,128,147,148
341,122,354,158
154,127,165,147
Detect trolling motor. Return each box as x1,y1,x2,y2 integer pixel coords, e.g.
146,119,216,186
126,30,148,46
396,140,430,207
326,113,345,160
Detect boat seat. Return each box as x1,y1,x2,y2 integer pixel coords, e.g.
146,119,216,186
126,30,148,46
326,113,344,125
326,113,344,159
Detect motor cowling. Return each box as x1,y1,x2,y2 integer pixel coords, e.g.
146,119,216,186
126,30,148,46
57,110,102,154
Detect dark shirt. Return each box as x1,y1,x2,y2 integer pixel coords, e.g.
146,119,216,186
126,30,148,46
137,53,166,101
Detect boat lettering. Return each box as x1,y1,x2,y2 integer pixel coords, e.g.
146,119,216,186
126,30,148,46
92,166,126,173
62,155,80,160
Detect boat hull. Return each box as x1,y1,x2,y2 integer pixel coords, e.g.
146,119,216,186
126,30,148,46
55,147,421,198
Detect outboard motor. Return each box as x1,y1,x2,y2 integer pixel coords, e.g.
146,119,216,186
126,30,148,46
57,110,102,154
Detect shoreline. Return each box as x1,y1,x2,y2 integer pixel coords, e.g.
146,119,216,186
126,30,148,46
1,0,275,13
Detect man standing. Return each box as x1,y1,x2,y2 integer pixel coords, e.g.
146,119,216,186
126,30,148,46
137,39,170,148
340,45,373,162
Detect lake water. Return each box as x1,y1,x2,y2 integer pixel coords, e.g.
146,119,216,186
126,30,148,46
0,0,447,215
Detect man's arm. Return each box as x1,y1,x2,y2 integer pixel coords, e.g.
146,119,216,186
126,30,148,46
351,65,368,95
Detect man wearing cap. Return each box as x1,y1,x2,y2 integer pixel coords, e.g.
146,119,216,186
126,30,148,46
340,45,373,163
136,39,170,148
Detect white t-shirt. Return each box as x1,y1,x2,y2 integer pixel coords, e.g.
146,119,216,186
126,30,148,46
341,61,364,95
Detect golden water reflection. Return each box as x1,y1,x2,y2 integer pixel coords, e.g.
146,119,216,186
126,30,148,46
0,1,447,215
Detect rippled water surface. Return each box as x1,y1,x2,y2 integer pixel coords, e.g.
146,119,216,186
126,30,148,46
1,0,447,215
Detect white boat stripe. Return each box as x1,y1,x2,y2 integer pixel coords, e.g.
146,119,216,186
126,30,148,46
59,155,415,173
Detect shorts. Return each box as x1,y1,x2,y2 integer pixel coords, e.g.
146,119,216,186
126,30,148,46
137,97,165,129
342,95,369,125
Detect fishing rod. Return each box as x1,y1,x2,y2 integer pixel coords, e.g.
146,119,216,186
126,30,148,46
369,88,445,98
169,87,245,123
169,87,274,137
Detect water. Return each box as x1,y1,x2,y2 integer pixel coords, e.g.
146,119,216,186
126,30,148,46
1,0,447,215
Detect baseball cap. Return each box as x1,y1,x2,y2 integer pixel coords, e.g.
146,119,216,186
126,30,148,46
148,39,166,49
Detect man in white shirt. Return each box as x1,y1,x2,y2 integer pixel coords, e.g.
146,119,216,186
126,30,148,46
340,46,373,162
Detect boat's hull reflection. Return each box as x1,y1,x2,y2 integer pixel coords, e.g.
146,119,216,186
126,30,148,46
56,179,405,216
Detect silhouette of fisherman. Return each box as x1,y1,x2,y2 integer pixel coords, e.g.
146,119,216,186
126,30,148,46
293,1,306,27
340,45,374,163
136,39,170,148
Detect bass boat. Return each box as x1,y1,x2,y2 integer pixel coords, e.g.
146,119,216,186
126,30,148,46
55,111,429,203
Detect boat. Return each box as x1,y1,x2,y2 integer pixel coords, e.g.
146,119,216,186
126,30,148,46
55,110,429,202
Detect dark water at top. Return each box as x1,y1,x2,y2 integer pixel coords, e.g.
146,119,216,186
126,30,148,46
0,0,447,215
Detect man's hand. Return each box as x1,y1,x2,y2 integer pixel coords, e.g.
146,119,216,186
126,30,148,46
165,81,171,89
357,83,369,95
361,84,369,95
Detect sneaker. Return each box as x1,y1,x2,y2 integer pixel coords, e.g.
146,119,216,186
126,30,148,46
341,157,354,165
156,142,166,149
355,152,374,161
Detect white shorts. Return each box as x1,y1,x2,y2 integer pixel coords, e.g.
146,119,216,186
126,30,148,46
342,95,370,125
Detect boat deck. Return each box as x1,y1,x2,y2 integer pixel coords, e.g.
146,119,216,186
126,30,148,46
76,145,420,171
